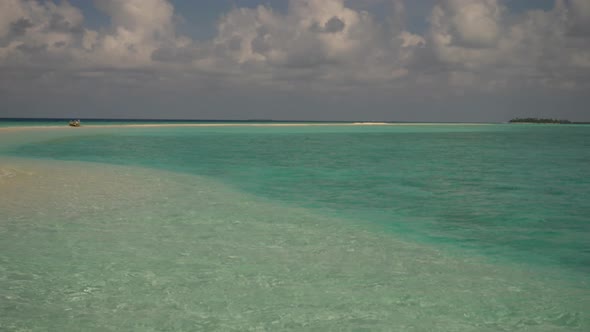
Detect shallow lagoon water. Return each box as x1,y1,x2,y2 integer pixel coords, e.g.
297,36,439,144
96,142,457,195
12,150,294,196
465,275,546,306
1,124,589,331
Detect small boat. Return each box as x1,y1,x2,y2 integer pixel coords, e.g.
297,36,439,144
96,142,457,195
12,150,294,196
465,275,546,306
68,120,81,127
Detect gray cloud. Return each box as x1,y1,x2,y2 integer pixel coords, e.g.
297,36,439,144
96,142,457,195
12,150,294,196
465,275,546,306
150,47,181,62
10,17,33,36
48,13,84,35
251,35,270,55
150,44,206,63
566,0,590,36
324,16,346,33
310,16,346,33
0,0,589,121
16,42,48,54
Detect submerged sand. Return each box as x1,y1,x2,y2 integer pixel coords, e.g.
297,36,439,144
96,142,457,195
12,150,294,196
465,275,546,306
0,155,588,331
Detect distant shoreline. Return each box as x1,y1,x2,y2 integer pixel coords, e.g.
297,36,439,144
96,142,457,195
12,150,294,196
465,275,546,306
0,122,495,132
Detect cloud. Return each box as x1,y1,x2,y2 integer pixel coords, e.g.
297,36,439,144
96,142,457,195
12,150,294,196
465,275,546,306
9,17,34,37
86,0,178,67
323,16,346,33
0,0,86,71
433,0,502,49
191,0,424,88
150,41,204,63
566,0,590,36
422,0,590,91
0,0,589,120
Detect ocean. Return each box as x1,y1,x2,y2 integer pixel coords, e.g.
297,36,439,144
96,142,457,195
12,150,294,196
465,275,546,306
1,122,588,331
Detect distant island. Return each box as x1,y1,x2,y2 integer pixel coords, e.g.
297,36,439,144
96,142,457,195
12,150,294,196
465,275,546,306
509,117,571,124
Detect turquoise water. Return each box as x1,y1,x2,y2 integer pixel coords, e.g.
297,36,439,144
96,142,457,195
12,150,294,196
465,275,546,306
1,124,589,330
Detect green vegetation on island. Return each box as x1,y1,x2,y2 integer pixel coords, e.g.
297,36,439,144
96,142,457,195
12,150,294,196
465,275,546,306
509,118,571,124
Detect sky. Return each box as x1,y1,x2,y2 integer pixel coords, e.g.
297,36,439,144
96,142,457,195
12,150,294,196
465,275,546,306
0,0,588,122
